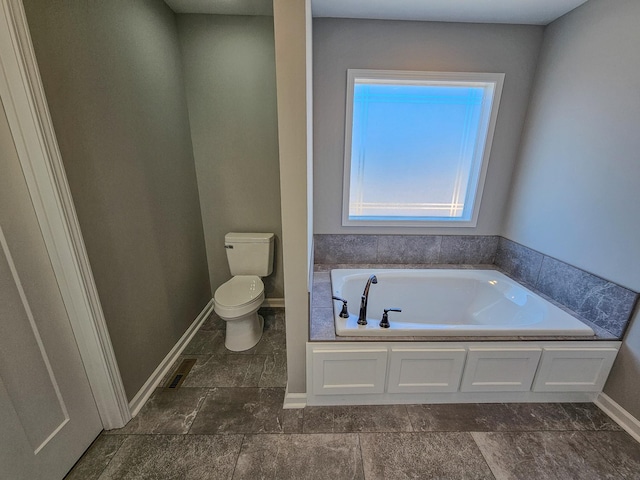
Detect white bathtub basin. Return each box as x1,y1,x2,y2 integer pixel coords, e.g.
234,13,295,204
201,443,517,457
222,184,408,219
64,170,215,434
331,269,594,337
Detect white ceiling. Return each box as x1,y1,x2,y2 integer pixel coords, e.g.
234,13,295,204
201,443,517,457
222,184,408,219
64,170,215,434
313,0,590,25
165,0,590,25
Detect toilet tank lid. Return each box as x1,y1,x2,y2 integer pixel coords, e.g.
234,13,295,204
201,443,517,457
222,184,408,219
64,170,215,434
225,232,274,243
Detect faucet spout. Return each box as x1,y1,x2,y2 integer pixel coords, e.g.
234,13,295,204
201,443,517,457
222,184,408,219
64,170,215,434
357,274,378,325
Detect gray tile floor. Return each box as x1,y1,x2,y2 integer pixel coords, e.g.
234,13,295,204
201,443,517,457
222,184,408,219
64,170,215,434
66,308,640,479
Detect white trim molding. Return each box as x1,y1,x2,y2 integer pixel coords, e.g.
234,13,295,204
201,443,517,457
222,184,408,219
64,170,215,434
262,297,285,309
341,69,504,228
283,385,307,409
0,0,130,429
128,300,214,418
595,393,640,443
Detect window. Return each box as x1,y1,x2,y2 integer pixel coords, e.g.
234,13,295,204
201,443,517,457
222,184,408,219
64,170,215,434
342,69,504,227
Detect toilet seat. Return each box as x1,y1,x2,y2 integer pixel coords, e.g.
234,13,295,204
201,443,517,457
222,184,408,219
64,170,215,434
214,275,264,319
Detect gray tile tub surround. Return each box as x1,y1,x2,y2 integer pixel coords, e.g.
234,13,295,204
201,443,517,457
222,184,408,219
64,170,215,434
496,237,639,338
494,237,544,287
314,234,379,264
314,234,499,265
439,235,499,265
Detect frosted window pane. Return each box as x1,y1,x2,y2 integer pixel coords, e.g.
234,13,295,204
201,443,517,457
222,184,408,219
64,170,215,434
347,81,492,222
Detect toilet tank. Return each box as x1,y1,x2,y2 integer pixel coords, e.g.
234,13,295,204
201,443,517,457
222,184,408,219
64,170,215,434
225,232,274,276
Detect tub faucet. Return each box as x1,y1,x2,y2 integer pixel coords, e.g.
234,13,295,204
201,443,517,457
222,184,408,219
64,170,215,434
332,296,350,318
358,275,378,325
380,308,402,328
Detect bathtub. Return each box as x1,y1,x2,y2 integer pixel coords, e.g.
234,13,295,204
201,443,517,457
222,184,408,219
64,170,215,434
331,269,594,337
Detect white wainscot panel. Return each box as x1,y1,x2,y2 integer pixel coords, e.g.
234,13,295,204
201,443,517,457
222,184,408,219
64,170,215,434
311,348,388,395
387,348,466,393
461,347,542,392
533,348,619,392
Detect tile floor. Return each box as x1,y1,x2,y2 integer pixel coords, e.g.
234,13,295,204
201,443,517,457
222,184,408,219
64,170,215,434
66,308,640,479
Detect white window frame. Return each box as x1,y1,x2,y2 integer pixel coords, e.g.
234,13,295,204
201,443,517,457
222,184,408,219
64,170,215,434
342,69,505,227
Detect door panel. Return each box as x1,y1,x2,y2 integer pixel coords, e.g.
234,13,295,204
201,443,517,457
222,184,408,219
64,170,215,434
0,237,69,451
0,97,102,479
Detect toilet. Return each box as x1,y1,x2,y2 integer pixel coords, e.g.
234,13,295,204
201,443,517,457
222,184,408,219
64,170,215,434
213,232,275,351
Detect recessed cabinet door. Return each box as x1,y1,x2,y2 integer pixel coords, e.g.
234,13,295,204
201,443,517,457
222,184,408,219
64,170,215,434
311,348,388,395
460,348,542,392
387,348,466,393
532,348,619,392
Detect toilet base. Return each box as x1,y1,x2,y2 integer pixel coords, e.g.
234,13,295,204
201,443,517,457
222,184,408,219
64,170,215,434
224,312,264,352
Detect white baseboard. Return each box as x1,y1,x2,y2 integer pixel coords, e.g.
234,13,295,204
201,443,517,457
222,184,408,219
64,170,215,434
595,392,640,443
283,385,307,409
127,299,214,419
306,391,597,406
262,297,285,308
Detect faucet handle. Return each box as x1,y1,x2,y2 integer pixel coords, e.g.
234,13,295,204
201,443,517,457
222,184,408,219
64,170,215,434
380,308,402,328
332,296,350,318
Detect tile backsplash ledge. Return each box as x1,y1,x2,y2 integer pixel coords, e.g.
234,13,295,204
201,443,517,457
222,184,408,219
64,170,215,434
314,234,499,265
313,234,638,339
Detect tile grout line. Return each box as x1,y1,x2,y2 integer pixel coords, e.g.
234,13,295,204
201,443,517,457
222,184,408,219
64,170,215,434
93,434,130,480
230,434,246,480
469,431,498,480
533,252,544,289
357,432,367,480
404,404,415,432
184,387,212,435
577,430,631,479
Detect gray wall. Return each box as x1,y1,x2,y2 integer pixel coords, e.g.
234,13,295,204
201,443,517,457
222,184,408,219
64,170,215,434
24,0,211,400
502,0,640,418
313,18,544,235
177,15,284,298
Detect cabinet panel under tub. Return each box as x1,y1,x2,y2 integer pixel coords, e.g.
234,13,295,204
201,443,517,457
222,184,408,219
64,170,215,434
310,347,388,395
460,347,542,393
305,341,620,406
532,347,618,392
387,348,466,393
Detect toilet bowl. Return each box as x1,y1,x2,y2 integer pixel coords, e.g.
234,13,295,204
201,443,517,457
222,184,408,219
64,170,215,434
214,275,265,351
214,232,274,351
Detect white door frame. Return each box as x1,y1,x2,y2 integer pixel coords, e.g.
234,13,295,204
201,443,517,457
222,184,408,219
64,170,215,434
0,0,130,429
